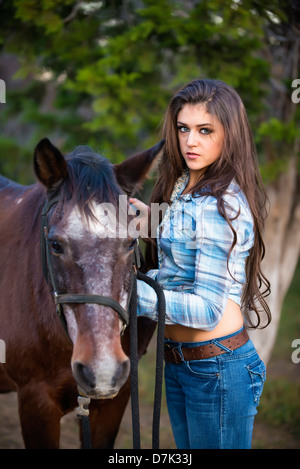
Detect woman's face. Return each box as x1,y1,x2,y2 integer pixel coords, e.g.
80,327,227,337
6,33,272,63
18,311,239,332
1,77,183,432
177,103,224,183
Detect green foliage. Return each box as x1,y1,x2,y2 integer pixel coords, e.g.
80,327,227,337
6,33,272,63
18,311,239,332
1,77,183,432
258,118,300,145
0,0,298,183
255,116,300,182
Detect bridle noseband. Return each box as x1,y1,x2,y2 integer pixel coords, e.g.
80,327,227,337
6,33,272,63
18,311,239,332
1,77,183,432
40,195,131,338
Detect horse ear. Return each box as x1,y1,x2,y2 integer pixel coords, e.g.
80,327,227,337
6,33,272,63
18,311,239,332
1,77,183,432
114,140,165,196
34,138,68,189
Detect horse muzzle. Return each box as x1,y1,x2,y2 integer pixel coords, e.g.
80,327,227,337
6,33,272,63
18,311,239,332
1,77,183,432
72,357,130,399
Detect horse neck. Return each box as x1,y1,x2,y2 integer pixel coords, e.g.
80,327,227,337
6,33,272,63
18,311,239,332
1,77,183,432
16,184,45,243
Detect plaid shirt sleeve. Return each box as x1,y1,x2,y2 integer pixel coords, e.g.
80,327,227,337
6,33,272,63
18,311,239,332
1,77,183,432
136,191,254,330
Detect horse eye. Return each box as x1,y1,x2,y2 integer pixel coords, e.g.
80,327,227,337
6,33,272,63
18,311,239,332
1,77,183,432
51,240,63,255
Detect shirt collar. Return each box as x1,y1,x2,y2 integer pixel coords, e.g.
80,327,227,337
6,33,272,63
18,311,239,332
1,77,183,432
170,169,190,202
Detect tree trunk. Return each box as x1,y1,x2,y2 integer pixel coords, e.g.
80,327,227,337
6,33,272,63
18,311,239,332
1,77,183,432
249,3,300,364
248,154,300,364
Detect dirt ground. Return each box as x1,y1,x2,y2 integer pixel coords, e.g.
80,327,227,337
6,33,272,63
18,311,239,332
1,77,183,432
0,353,299,450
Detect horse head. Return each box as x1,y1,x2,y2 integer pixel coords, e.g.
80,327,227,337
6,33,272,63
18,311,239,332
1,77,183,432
33,138,163,399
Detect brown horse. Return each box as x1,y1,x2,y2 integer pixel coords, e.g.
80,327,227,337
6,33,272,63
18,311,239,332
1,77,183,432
0,138,163,448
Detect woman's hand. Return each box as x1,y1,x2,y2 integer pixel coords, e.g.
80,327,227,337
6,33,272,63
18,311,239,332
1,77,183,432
129,198,150,238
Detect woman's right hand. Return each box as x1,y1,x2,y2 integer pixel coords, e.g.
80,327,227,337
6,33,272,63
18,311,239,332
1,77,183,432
129,197,150,238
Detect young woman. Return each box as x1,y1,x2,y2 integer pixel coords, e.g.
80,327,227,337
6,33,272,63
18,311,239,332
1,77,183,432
130,79,271,449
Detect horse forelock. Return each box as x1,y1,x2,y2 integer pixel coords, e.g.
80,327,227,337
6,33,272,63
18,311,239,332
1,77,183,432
50,146,123,222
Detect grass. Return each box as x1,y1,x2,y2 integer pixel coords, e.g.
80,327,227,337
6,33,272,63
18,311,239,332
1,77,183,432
258,379,300,430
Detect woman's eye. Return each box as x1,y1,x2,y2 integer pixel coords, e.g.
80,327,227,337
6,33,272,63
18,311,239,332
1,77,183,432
200,128,212,135
177,125,189,133
51,241,63,255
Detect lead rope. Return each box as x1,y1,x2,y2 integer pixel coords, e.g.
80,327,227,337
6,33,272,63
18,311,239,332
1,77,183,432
136,271,166,450
129,242,166,449
128,272,140,448
76,394,93,449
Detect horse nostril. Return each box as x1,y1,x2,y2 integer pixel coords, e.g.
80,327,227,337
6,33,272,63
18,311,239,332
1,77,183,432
73,361,96,390
112,359,130,388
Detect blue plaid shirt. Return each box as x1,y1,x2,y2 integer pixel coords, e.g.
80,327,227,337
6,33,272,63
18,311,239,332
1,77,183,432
137,171,254,330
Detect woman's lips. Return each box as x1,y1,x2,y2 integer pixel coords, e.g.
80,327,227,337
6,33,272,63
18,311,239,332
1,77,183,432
186,152,200,160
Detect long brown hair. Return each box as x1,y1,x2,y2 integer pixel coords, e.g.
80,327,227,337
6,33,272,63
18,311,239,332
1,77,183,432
147,79,271,329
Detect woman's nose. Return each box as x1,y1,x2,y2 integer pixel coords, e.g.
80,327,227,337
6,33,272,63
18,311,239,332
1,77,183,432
187,131,198,147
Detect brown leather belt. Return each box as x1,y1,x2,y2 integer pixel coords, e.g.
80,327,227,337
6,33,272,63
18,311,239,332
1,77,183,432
164,328,249,364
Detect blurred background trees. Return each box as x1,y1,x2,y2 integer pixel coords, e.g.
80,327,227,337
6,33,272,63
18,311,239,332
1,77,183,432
0,0,299,363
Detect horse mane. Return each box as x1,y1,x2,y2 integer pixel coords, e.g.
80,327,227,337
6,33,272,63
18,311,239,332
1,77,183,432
50,145,123,221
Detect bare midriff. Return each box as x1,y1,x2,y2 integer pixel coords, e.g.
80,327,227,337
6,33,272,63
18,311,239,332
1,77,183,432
164,299,244,343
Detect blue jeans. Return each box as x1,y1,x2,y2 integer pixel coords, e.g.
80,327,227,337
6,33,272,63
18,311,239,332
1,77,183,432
164,327,266,449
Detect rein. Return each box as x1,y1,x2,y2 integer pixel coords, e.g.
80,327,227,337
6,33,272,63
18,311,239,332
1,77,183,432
40,196,165,449
131,270,166,449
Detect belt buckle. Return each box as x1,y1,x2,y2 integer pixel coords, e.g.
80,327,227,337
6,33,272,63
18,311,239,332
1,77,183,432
165,344,183,364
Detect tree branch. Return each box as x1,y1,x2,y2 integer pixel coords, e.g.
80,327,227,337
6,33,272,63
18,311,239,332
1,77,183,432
63,1,82,24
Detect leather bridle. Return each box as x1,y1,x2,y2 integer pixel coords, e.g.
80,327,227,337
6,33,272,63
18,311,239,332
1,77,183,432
40,195,131,338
